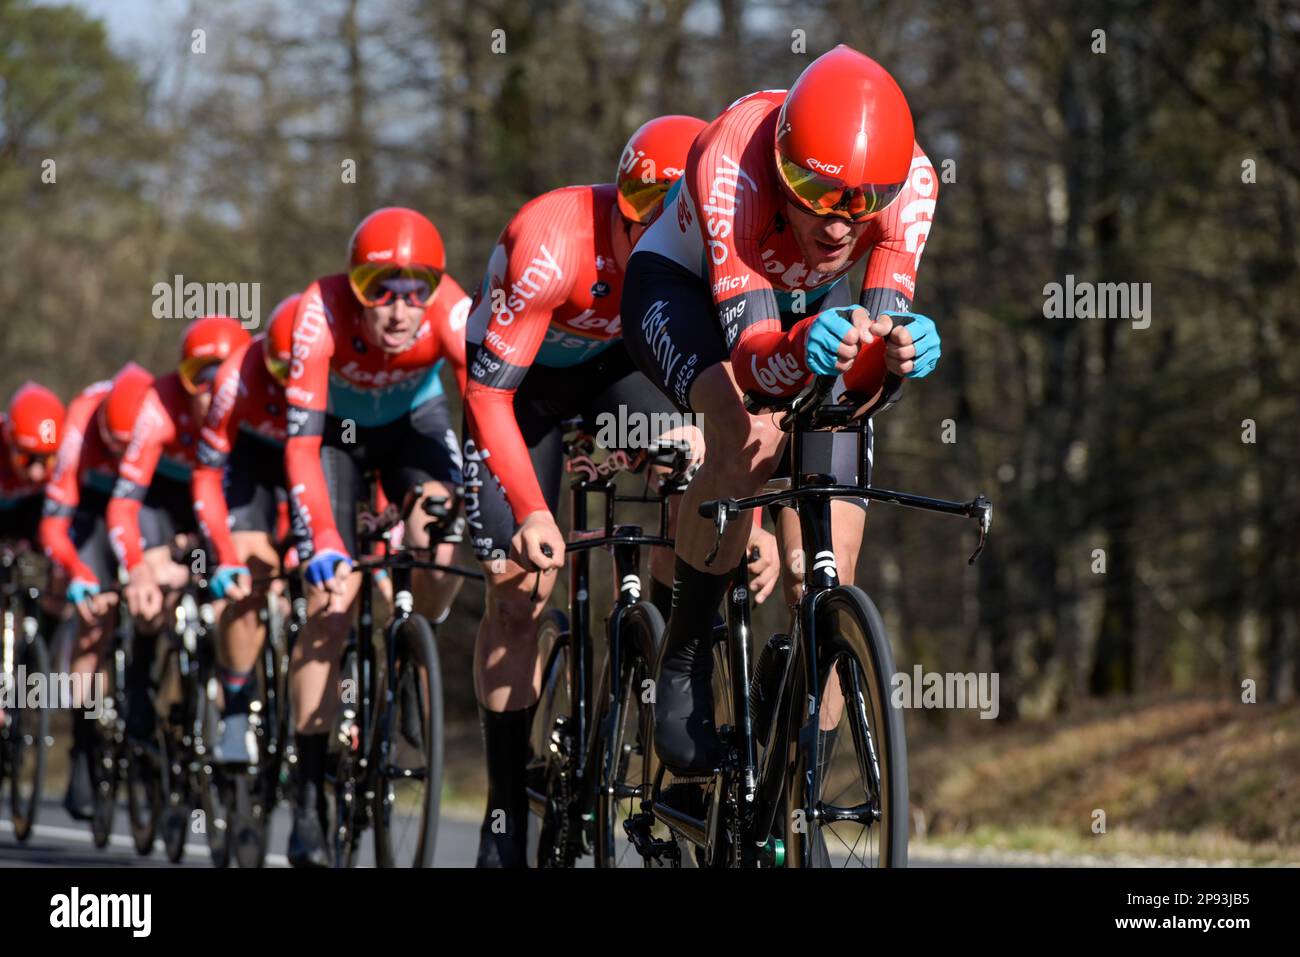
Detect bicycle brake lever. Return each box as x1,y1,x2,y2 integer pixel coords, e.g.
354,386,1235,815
704,502,731,567
530,543,555,603
967,494,993,565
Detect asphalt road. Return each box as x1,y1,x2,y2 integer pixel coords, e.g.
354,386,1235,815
0,796,1042,868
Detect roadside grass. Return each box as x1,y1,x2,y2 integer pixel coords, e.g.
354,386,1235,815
908,693,1300,864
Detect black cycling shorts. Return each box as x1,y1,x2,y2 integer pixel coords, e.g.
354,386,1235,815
69,487,118,585
320,395,462,558
138,474,199,550
621,250,871,509
462,342,680,562
225,430,287,538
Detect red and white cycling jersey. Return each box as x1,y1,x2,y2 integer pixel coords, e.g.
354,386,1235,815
634,90,939,396
192,335,288,566
38,380,117,583
284,272,469,557
104,372,204,571
463,183,633,521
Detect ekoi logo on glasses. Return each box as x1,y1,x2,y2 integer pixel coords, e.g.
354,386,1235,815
805,158,843,175
49,887,151,937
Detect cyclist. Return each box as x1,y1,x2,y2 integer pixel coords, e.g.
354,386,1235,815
0,383,65,735
191,295,300,767
103,319,251,750
283,206,469,867
1,383,65,549
461,114,780,867
38,375,124,818
622,46,943,774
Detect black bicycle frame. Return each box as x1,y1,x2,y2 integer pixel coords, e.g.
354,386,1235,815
660,376,992,861
556,464,678,819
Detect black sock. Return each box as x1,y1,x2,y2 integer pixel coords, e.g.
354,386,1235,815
659,557,731,673
653,557,732,772
650,577,674,623
477,703,536,867
218,666,255,715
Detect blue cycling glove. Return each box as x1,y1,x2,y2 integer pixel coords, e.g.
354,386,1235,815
881,311,941,379
209,564,250,599
804,306,859,376
67,577,100,605
304,549,352,587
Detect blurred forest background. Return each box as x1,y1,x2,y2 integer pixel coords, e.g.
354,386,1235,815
2,0,1298,852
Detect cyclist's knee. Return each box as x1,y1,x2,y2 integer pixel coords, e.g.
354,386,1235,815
706,412,784,488
303,602,350,648
486,574,550,636
74,620,111,658
235,532,279,588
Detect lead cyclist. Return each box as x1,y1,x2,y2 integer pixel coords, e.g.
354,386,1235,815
621,46,944,778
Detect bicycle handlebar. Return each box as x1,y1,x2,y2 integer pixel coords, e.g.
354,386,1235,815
700,484,994,565
743,371,904,433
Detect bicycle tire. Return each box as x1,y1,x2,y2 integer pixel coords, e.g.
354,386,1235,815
594,601,662,868
196,675,230,868
160,723,189,863
8,631,49,842
783,586,908,868
527,610,576,867
89,653,121,850
124,738,161,856
372,613,442,867
332,642,362,868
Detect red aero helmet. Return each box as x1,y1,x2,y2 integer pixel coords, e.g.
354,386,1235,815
264,293,302,385
179,316,251,394
347,207,445,309
616,114,708,224
775,45,915,221
5,382,65,455
100,362,155,452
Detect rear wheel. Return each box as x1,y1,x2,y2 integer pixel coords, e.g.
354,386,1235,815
8,631,50,842
783,587,908,868
594,602,662,868
372,614,443,867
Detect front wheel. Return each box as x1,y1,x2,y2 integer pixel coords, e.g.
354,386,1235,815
783,587,908,868
526,610,576,868
89,660,121,850
8,631,50,842
372,614,443,867
594,602,662,868
124,736,162,856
